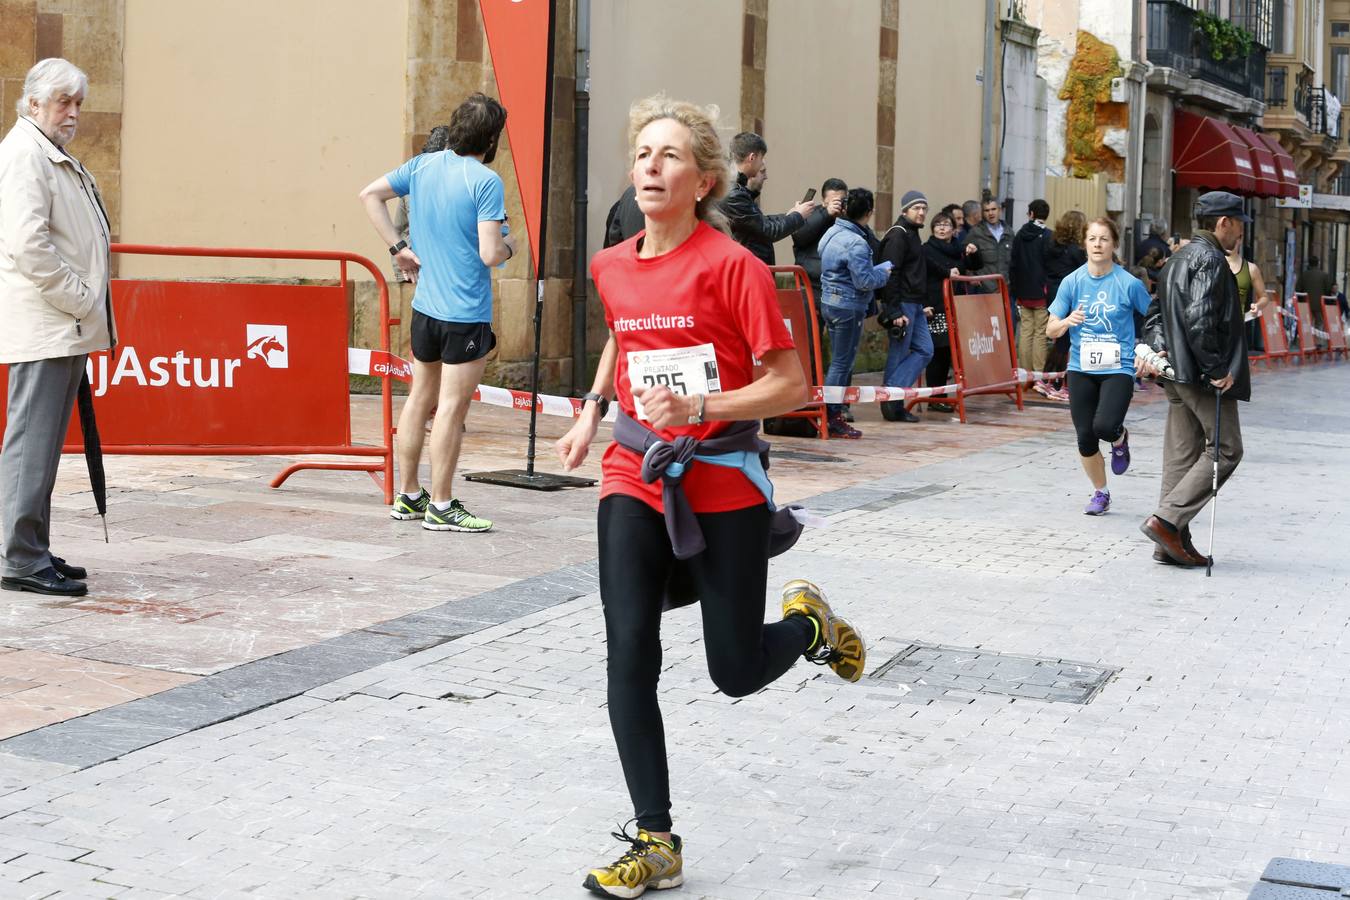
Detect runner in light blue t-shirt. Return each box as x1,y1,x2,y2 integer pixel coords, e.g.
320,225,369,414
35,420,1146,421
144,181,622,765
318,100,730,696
1048,263,1152,376
386,150,506,324
359,93,514,534
1046,218,1153,517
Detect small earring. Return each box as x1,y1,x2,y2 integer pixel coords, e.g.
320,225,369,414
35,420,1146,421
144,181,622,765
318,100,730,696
696,194,704,202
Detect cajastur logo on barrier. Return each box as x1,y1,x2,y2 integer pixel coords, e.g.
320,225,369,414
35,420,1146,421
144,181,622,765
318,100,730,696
967,316,1001,359
246,325,289,368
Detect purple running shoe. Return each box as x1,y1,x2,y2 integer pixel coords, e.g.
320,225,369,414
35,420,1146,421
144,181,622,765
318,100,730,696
1110,428,1131,475
1084,489,1111,516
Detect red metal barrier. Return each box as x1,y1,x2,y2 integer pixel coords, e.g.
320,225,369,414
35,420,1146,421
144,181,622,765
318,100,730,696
941,274,1024,423
766,265,828,440
0,245,395,503
1318,295,1339,359
1254,288,1290,367
1293,293,1317,361
1326,300,1348,360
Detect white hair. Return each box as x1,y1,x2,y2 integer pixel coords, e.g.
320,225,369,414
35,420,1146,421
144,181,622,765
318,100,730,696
16,58,88,117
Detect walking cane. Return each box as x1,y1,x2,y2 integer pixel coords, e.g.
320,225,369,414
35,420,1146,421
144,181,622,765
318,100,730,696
1206,385,1222,577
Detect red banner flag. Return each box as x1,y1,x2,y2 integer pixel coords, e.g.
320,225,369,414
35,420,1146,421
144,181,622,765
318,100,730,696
479,0,555,277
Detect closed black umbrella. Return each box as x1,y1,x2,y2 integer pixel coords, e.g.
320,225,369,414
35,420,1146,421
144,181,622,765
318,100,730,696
76,373,108,542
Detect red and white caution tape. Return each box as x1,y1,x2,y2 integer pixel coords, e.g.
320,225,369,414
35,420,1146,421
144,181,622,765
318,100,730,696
348,348,413,382
1016,368,1068,382
470,383,617,420
350,348,1080,420
815,384,958,403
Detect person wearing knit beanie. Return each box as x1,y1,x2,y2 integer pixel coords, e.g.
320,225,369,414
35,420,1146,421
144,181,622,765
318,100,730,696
900,190,928,213
874,189,934,422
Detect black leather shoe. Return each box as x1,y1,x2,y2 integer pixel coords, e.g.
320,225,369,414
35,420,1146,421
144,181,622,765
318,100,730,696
50,556,88,580
881,401,921,423
2,567,88,597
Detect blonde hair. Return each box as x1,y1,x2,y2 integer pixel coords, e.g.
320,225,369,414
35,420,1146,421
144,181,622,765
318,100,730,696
627,94,730,230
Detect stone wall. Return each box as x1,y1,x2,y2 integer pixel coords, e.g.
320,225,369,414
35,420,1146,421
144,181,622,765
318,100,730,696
740,0,767,135
0,0,124,246
877,0,898,227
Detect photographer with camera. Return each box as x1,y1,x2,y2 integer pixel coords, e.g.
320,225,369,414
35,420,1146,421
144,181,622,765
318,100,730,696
720,132,817,266
874,190,934,422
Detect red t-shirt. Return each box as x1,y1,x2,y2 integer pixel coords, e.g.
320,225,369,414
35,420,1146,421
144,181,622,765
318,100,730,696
591,222,795,514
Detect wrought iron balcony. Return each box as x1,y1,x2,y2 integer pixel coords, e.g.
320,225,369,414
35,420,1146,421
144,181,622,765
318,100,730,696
1146,0,1267,102
1310,87,1336,136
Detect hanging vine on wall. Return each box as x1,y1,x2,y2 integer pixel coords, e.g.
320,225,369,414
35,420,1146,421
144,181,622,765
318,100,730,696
1195,11,1254,62
1058,31,1126,178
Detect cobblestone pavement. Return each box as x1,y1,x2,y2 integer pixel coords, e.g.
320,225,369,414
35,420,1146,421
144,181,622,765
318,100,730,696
1,379,1088,738
0,363,1347,899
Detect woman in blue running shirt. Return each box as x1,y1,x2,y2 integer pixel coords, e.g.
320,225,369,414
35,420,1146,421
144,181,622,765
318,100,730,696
1046,217,1153,516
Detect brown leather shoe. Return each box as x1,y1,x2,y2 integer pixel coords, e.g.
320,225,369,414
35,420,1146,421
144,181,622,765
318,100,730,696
1179,527,1212,567
1152,546,1177,565
1140,516,1205,567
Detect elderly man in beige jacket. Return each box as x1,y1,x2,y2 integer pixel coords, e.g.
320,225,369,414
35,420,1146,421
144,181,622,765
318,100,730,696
0,58,114,597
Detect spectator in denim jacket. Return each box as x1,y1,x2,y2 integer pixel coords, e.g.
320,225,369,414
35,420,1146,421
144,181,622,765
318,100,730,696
817,188,894,437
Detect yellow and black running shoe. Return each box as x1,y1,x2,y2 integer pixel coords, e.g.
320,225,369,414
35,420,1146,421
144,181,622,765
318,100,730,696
781,578,866,682
583,823,684,898
389,487,430,520
422,498,493,533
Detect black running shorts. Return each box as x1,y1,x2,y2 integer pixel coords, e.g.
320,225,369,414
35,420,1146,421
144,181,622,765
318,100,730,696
410,311,496,365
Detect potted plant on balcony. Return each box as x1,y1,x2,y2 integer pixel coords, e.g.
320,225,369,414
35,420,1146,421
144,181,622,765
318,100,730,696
1195,10,1254,61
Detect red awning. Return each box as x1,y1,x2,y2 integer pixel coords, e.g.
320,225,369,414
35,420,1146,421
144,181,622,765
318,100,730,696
1232,127,1283,197
1252,131,1300,199
1173,110,1258,195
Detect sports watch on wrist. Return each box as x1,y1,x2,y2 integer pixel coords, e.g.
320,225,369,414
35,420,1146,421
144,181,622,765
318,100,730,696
581,392,609,417
389,239,408,256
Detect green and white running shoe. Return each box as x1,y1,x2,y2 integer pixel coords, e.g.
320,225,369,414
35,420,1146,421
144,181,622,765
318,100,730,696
423,499,493,533
390,488,430,520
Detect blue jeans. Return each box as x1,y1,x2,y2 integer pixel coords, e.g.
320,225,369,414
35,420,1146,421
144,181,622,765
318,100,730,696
882,302,934,388
822,305,867,416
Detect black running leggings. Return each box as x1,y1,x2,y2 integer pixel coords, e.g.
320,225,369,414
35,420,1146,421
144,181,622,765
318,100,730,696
1067,371,1134,457
598,494,814,832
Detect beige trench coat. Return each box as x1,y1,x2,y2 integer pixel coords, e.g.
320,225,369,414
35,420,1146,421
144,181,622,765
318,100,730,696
0,116,115,364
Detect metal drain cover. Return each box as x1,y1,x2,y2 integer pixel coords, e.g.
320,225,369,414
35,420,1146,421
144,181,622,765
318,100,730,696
871,643,1119,704
1253,858,1350,896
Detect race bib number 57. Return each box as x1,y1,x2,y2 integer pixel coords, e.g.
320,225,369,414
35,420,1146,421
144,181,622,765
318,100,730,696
1081,339,1121,372
628,343,721,420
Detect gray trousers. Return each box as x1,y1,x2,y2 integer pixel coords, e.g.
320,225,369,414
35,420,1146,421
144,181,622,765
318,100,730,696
1156,380,1244,531
2,355,85,578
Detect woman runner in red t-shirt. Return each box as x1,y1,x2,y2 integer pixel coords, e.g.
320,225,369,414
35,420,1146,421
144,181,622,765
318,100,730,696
556,95,866,898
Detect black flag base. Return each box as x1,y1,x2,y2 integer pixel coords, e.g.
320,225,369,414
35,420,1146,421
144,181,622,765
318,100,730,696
463,469,595,491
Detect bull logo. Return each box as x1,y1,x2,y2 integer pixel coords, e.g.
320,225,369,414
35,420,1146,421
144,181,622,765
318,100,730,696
245,324,289,369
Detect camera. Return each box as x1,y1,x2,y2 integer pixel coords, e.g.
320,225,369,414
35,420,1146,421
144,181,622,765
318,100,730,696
877,305,908,343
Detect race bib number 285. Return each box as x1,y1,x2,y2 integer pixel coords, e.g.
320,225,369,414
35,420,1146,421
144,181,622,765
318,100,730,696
628,343,721,420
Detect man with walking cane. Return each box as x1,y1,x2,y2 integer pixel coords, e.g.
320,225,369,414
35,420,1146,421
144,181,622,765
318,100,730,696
1137,191,1249,569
